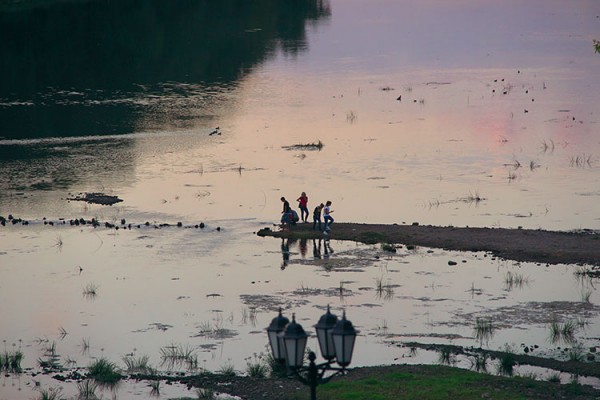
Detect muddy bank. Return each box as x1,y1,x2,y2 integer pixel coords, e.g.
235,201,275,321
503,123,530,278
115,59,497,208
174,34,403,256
257,223,600,267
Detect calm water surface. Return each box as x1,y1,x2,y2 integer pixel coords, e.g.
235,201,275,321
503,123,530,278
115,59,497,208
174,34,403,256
1,0,600,399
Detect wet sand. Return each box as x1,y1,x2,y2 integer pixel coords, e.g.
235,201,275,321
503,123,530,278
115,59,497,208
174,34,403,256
257,223,600,267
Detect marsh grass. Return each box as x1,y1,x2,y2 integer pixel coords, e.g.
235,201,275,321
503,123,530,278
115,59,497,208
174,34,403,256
196,388,217,400
54,235,63,251
81,338,90,355
346,110,357,123
240,306,258,326
581,288,593,303
1,349,23,372
548,319,577,345
282,140,324,151
438,348,454,365
82,283,99,298
245,353,269,378
217,361,236,377
374,276,395,301
547,372,561,383
567,344,585,362
540,139,555,153
76,380,98,400
35,387,63,400
149,379,161,396
503,271,529,291
569,153,594,168
159,343,198,371
88,357,121,384
469,353,488,372
123,354,152,374
473,317,495,347
497,351,516,376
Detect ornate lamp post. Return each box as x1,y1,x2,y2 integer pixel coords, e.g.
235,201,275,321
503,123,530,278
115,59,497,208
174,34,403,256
266,307,357,400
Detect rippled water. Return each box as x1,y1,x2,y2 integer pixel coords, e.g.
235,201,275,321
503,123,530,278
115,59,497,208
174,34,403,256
1,0,599,398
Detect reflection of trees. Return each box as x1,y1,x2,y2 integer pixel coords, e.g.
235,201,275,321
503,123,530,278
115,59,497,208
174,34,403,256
0,0,331,138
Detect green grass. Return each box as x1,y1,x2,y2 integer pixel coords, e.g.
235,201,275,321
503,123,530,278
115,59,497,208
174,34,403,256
284,365,593,400
88,357,121,384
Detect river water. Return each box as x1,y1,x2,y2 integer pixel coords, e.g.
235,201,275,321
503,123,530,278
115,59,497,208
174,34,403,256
1,1,599,399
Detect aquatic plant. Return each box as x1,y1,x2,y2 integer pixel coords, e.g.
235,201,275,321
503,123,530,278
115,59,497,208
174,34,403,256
473,317,495,347
76,380,98,400
245,353,269,378
346,110,357,123
469,353,488,372
82,283,99,298
569,153,594,168
88,357,121,384
540,139,555,154
81,338,90,355
567,344,585,362
437,348,454,365
594,39,600,54
149,379,161,396
548,319,577,345
504,271,529,291
35,387,63,400
217,361,236,377
497,351,516,376
281,140,324,151
159,343,198,371
122,354,151,374
196,388,217,400
547,372,561,383
374,276,395,301
1,349,23,372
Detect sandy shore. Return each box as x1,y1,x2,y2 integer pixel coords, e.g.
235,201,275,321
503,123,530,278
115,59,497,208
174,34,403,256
257,223,600,267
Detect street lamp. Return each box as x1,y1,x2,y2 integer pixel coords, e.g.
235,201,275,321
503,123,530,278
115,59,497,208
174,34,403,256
267,308,289,363
266,307,357,400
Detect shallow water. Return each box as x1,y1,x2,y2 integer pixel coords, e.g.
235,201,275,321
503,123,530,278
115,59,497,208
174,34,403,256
1,0,600,398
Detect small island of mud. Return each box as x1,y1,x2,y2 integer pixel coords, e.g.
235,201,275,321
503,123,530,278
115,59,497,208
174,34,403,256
257,223,600,267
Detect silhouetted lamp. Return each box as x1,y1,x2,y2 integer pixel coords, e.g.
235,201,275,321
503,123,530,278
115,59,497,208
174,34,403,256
314,305,338,361
267,308,289,363
266,307,358,400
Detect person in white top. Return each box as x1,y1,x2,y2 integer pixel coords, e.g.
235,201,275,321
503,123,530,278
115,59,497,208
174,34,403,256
323,201,334,233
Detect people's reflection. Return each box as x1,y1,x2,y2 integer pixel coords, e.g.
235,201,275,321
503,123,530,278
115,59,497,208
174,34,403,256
312,238,322,259
299,238,307,258
281,238,290,269
323,239,334,259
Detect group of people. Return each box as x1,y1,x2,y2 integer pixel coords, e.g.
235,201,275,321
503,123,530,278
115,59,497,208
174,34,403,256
280,193,334,234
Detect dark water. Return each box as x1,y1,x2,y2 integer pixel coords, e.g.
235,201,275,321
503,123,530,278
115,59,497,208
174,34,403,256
0,0,330,139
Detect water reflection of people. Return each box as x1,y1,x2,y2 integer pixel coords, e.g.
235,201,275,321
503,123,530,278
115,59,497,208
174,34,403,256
281,238,290,269
313,238,322,259
299,238,307,258
323,239,334,259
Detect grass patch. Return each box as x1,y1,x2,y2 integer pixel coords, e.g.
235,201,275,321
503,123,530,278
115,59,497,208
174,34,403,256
88,357,121,384
285,365,595,400
123,354,152,374
548,319,578,345
160,343,198,371
1,349,24,372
